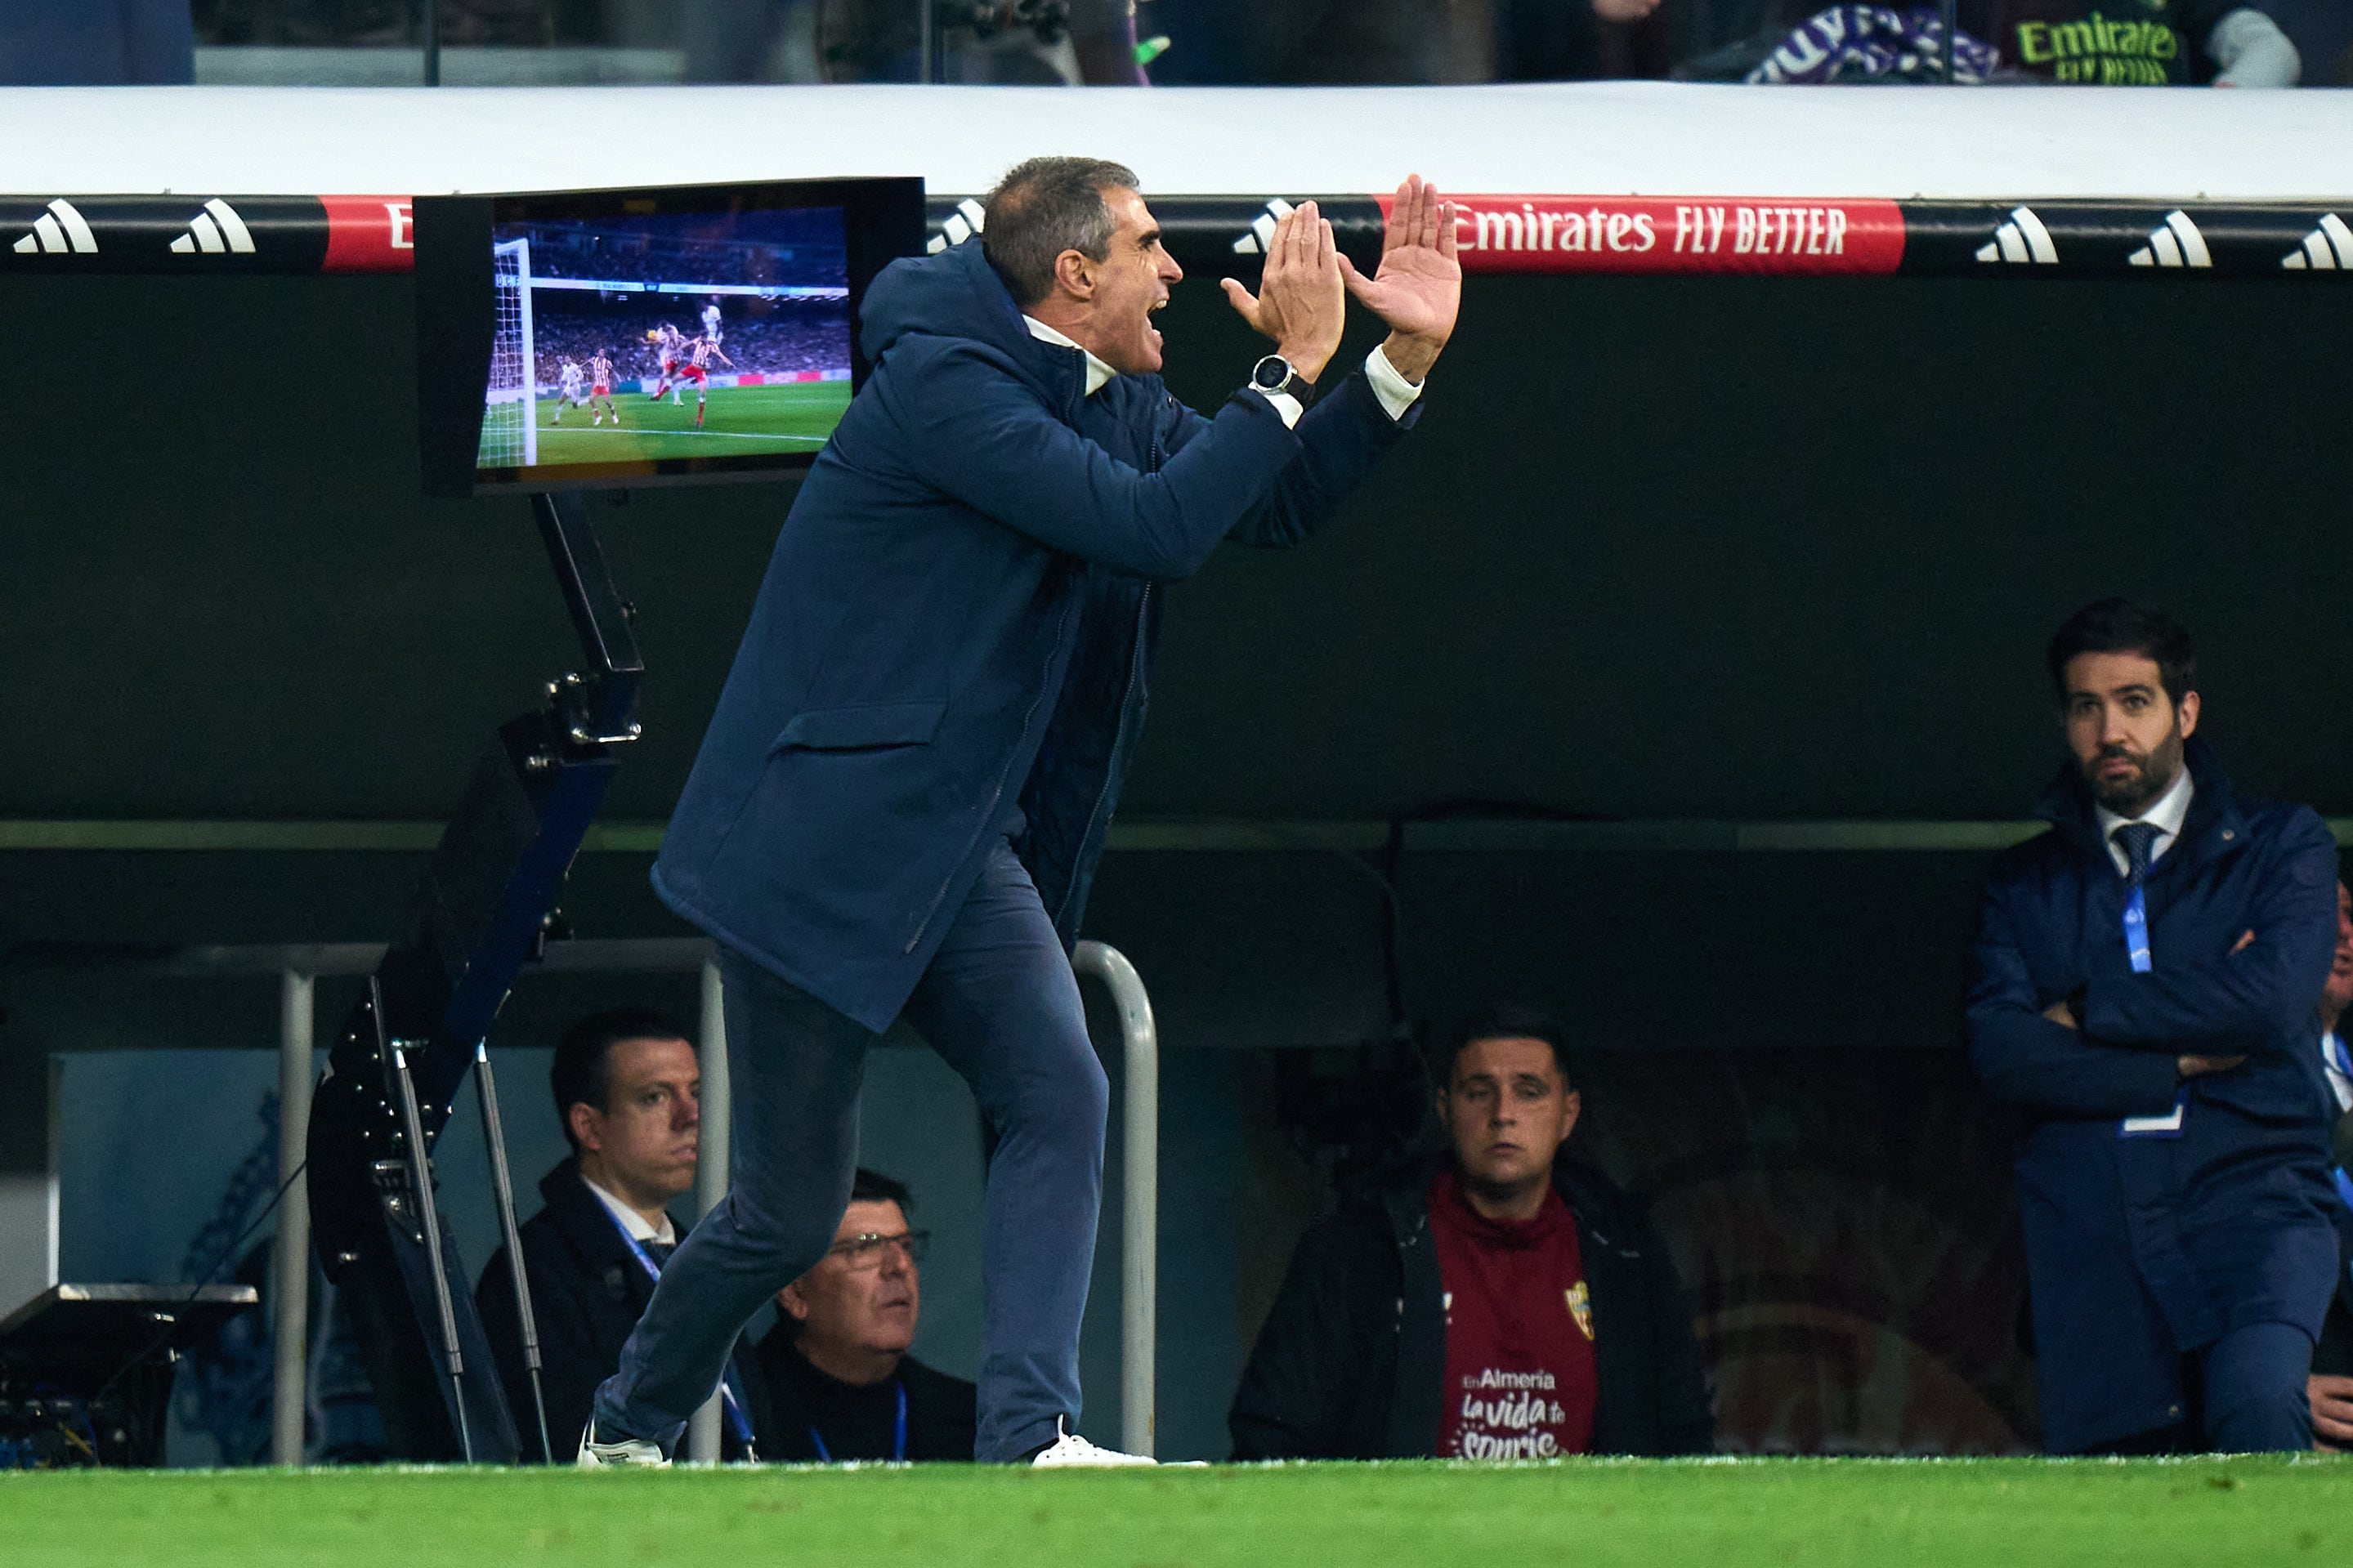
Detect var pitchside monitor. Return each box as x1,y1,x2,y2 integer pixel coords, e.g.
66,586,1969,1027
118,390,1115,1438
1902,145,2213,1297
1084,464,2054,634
417,177,925,494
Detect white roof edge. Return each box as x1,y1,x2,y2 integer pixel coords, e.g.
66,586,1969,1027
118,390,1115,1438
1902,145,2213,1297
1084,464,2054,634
1,83,2350,203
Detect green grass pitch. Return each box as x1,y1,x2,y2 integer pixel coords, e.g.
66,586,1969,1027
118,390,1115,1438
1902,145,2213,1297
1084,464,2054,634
7,1457,2349,1566
530,381,851,465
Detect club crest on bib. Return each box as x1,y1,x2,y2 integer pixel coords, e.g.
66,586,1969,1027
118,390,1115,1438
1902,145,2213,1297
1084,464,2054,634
1565,1280,1594,1340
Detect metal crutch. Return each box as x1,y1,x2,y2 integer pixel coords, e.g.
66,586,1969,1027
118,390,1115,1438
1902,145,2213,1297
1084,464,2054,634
474,1039,553,1462
375,978,476,1463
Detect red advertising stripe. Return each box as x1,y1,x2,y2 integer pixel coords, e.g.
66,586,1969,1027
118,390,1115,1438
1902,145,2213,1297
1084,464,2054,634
320,194,416,273
1386,194,1906,276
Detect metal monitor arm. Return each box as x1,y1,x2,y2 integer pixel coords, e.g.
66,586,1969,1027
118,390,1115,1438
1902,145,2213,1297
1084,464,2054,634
304,491,642,1461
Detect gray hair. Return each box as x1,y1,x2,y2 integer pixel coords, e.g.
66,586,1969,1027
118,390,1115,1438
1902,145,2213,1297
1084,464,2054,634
981,156,1140,309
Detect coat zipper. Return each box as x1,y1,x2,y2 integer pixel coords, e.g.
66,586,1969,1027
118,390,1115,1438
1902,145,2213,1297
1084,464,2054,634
1053,580,1151,932
1050,420,1164,931
905,361,1097,954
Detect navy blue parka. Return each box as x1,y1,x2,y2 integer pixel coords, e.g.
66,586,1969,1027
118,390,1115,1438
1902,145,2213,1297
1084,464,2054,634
1966,738,2342,1451
652,239,1415,1031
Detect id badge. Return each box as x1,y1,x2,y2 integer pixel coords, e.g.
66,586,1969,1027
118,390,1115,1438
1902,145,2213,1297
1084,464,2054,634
2119,1090,2185,1140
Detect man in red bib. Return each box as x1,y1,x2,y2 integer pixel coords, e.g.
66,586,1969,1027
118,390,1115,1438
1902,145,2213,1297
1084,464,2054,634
1231,1006,1711,1459
1428,1140,1599,1458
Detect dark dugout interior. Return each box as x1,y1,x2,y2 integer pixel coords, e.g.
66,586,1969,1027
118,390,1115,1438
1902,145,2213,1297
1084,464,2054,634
5,263,2348,1452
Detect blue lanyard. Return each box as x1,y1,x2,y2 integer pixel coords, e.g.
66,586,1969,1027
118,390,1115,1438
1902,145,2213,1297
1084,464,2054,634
606,1210,759,1454
2331,1034,2353,1215
2121,885,2152,973
2114,862,2163,1135
807,1380,908,1463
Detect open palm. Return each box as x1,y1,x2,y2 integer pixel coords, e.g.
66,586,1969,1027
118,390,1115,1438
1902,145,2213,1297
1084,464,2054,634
1339,175,1461,346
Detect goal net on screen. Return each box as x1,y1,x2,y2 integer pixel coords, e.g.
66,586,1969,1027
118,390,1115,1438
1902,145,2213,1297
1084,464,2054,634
479,235,538,469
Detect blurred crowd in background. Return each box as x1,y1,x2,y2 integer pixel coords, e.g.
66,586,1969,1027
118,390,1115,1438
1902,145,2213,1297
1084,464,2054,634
3,0,2346,88
525,302,853,385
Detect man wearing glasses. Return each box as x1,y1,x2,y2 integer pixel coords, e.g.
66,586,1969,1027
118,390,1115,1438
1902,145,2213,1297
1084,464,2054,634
755,1169,977,1462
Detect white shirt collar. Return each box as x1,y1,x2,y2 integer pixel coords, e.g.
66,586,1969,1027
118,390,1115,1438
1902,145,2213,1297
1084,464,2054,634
2095,764,2195,876
1023,315,1114,397
582,1173,677,1247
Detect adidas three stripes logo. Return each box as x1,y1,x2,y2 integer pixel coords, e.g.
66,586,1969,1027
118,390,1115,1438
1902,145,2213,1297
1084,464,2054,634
925,198,988,255
1230,199,1297,256
2281,214,2353,270
2127,210,2210,269
11,199,96,255
1974,207,2059,266
168,199,257,254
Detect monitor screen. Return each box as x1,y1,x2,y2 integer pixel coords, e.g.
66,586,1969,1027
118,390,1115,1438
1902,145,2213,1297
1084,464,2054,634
416,177,924,494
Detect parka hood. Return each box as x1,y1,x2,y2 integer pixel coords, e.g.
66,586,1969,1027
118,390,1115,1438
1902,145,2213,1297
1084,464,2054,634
859,238,1060,392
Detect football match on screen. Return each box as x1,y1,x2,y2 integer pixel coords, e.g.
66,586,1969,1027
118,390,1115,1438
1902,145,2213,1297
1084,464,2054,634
477,207,854,472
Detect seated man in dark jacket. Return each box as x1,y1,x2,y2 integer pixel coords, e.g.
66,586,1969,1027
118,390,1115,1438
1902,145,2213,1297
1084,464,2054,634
476,1007,767,1462
756,1168,978,1461
1231,1006,1713,1459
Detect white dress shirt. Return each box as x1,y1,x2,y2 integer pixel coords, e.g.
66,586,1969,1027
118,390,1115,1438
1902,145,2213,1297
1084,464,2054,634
2324,1029,2353,1114
2094,766,2194,878
584,1173,677,1247
1021,315,1425,431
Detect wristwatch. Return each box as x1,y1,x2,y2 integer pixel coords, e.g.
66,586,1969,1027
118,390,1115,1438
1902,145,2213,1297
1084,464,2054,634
1250,354,1315,404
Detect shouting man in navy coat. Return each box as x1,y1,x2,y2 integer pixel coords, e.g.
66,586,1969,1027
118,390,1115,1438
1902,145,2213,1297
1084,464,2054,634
1968,599,2343,1454
583,160,1461,1466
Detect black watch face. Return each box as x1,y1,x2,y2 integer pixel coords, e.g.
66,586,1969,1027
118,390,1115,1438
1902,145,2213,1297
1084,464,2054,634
1252,357,1290,391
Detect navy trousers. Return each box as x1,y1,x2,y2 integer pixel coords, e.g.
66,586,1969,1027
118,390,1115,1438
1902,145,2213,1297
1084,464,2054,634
2088,1321,2316,1454
2199,1321,2315,1453
593,837,1108,1461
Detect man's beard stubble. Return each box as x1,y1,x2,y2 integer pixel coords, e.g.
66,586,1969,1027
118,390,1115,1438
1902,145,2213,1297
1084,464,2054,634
2085,728,2185,816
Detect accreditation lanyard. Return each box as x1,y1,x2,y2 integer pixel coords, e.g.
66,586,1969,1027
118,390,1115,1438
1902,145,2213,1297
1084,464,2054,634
807,1381,908,1463
2116,849,2185,1140
608,1215,760,1454
2331,1034,2353,1215
2122,885,2153,974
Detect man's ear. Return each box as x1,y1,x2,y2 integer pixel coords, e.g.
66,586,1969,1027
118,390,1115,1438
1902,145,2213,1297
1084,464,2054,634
778,1282,811,1324
567,1101,602,1156
1052,247,1096,302
1556,1090,1582,1150
2176,690,2200,739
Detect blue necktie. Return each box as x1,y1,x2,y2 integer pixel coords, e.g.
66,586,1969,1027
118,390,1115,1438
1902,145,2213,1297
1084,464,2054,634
2112,820,2162,887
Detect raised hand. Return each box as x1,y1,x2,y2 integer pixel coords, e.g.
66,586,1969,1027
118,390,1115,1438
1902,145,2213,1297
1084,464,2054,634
1220,200,1344,384
1340,175,1461,382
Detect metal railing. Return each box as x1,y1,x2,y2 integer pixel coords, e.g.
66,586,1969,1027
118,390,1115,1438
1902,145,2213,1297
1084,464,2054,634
226,933,1157,1463
1073,940,1158,1459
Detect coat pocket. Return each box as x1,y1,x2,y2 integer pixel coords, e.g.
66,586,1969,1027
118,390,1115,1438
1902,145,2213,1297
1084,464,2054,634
771,700,946,753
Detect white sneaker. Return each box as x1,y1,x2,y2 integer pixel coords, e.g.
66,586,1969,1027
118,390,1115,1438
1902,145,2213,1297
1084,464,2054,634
1029,1417,1156,1467
577,1419,669,1468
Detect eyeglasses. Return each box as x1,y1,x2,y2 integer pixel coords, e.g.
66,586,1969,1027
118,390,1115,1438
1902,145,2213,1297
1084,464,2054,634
825,1230,929,1270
